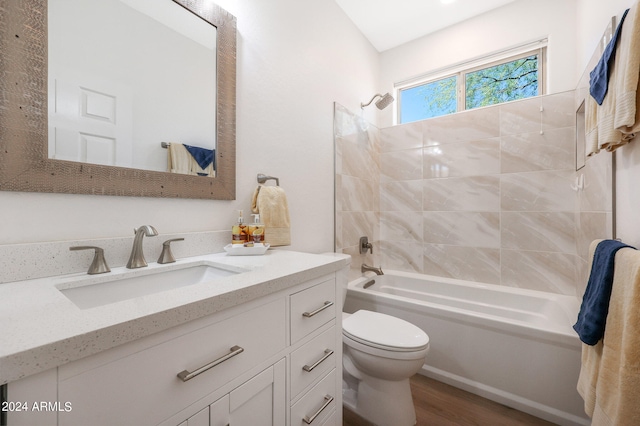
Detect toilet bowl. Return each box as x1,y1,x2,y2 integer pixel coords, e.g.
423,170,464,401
342,310,429,426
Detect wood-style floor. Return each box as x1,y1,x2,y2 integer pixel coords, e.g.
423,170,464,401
343,374,558,426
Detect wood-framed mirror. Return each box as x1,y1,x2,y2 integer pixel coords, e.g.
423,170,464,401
0,0,236,199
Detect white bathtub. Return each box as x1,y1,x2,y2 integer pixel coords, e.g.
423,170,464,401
344,270,590,426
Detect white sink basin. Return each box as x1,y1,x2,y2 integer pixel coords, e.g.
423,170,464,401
58,263,241,309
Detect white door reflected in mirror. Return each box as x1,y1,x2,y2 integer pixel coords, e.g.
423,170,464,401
47,0,217,175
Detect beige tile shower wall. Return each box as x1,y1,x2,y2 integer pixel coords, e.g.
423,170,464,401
575,132,614,296
379,91,584,295
334,93,612,295
334,103,381,281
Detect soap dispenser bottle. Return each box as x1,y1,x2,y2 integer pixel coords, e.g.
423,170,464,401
249,214,265,245
232,210,247,245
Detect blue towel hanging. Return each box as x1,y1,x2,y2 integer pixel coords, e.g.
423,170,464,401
573,239,636,345
589,9,630,105
183,144,215,171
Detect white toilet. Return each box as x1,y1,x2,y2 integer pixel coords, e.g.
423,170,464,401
341,308,429,426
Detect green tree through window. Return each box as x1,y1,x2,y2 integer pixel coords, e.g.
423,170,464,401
398,49,543,124
465,55,538,109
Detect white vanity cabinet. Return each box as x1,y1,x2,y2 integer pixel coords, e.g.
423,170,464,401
5,268,344,426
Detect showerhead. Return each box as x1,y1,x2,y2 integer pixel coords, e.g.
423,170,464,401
361,92,395,110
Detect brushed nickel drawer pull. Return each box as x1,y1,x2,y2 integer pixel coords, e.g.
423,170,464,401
302,301,333,318
303,349,334,372
177,345,244,382
303,395,334,424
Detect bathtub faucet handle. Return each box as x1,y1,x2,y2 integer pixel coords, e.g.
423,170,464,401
359,236,373,254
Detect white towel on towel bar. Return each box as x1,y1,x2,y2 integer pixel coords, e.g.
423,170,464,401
577,240,640,425
166,143,215,177
587,1,640,156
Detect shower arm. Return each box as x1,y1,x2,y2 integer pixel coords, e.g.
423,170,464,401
361,94,383,108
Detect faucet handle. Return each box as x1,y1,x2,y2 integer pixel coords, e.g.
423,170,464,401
70,246,111,275
359,236,373,254
157,238,184,264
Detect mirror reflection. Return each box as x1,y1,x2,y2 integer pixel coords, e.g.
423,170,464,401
48,0,217,177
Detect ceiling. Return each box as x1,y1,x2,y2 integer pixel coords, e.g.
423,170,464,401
334,0,518,52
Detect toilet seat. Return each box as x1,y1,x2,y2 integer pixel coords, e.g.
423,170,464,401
343,310,429,352
343,333,429,362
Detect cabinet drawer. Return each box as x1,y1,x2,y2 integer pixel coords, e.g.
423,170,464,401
291,369,336,426
291,326,337,398
58,298,286,426
290,279,336,344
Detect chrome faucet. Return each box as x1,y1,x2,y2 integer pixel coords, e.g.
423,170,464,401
127,225,158,269
361,263,384,275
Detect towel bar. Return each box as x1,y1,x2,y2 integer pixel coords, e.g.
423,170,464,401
257,173,279,186
161,142,171,148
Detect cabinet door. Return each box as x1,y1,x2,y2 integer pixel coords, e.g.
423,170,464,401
5,369,57,426
225,359,285,426
208,395,229,426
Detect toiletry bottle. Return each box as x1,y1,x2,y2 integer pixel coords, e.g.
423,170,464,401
249,214,265,244
232,210,247,245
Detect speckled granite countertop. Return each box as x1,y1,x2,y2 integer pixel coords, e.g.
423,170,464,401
0,250,350,385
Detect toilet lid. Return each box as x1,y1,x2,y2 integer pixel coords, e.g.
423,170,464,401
343,310,429,351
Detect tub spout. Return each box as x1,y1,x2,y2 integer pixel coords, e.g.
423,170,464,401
361,263,384,275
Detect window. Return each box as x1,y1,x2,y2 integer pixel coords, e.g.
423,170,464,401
397,45,546,124
400,76,457,123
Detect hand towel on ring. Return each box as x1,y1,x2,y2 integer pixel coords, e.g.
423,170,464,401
251,185,290,247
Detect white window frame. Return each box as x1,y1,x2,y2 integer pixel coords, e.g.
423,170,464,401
394,38,548,124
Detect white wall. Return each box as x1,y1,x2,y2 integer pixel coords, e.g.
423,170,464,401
0,0,379,254
576,0,631,75
377,0,578,128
